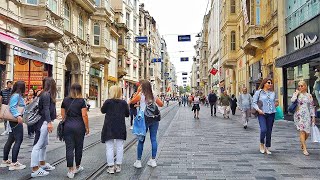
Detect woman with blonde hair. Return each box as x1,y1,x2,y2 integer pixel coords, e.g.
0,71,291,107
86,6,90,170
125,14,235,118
101,85,129,174
291,80,315,156
61,83,89,178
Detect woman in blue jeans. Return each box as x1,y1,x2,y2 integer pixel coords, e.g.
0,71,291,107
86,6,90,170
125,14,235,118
0,81,26,170
129,80,163,168
253,78,276,155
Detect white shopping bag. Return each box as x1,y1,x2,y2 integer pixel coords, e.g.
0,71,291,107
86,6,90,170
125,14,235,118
218,106,224,114
311,125,320,143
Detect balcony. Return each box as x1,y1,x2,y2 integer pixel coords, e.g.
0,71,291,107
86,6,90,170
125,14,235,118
91,46,111,65
73,0,96,14
20,5,63,42
117,66,127,78
220,51,237,69
242,25,264,56
118,44,128,55
264,13,278,39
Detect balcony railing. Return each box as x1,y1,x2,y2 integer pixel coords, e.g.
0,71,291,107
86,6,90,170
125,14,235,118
243,25,264,41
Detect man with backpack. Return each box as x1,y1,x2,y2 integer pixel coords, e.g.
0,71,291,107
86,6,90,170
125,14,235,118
208,90,218,116
0,81,12,136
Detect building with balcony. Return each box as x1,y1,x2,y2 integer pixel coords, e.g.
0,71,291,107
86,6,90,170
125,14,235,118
199,13,209,96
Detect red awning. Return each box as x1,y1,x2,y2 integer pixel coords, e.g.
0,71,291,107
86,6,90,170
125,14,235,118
0,32,40,54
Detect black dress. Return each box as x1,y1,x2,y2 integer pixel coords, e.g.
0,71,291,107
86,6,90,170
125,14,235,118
101,99,129,143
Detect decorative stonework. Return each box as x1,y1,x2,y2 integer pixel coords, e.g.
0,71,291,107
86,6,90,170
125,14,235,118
46,11,63,29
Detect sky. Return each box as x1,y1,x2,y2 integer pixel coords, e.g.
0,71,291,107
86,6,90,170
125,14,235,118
140,0,210,86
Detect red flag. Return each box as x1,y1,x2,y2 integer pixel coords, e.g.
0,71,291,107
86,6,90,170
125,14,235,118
166,87,171,92
210,68,218,75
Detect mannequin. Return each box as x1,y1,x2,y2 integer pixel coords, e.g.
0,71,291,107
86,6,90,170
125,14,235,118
313,70,320,110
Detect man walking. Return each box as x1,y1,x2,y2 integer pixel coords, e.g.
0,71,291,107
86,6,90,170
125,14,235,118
0,81,13,135
208,90,218,116
219,90,231,118
238,87,252,129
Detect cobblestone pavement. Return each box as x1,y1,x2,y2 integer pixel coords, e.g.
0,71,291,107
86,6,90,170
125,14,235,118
139,105,320,180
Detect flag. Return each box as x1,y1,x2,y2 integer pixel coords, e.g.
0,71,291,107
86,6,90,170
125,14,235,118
166,87,171,92
210,68,218,75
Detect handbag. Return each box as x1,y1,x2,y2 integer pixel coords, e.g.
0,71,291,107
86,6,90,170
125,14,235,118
288,94,299,114
132,109,146,141
57,98,75,141
0,96,24,122
23,97,41,125
251,90,263,117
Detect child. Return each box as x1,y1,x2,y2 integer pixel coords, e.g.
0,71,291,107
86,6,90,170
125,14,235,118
275,100,284,121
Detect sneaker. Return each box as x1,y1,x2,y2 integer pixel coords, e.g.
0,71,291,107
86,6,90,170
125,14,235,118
0,160,12,167
1,131,8,136
133,160,142,168
67,171,75,179
243,125,247,129
41,163,55,171
107,166,115,174
31,168,49,177
147,159,157,167
130,126,133,130
115,164,121,173
9,162,26,171
74,166,84,174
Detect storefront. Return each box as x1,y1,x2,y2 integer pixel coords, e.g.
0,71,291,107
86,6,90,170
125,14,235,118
89,67,102,108
276,15,320,116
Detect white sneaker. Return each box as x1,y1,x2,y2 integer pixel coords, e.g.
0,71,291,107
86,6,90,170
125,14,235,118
0,160,11,167
74,166,84,174
147,159,157,167
31,168,49,177
115,164,121,173
106,166,115,174
9,162,26,171
133,160,142,168
130,126,133,130
1,131,8,136
67,171,75,179
41,163,55,171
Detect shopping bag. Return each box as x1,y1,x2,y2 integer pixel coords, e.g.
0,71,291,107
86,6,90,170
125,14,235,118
311,125,320,143
132,109,146,141
218,106,224,114
275,106,284,121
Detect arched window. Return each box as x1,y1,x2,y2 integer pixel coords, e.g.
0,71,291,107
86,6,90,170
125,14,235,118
231,31,236,51
93,23,101,45
78,15,84,40
64,2,70,31
231,0,236,13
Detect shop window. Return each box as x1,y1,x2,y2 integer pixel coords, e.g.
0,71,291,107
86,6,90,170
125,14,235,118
93,23,101,46
64,2,71,31
231,0,236,13
27,0,38,5
48,0,57,13
298,64,303,76
231,31,236,51
78,15,84,40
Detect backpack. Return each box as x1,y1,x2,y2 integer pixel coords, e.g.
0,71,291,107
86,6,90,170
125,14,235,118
23,97,41,125
144,102,161,123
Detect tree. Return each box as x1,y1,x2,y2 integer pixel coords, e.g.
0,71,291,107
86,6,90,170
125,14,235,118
185,86,191,93
179,86,185,94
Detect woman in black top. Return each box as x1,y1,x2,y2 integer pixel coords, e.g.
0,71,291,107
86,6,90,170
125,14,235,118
101,85,129,174
129,94,138,130
30,77,57,177
230,94,237,115
61,83,89,179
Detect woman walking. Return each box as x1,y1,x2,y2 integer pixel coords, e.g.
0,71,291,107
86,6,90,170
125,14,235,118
291,80,315,156
129,80,163,168
0,81,26,170
192,93,201,119
253,78,276,155
25,89,36,139
230,94,237,115
101,85,129,174
61,83,89,178
129,94,138,130
30,77,57,177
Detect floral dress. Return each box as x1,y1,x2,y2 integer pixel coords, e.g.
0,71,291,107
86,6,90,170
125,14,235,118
291,93,315,133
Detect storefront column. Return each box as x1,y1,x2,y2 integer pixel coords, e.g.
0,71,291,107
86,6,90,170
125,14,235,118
6,45,13,81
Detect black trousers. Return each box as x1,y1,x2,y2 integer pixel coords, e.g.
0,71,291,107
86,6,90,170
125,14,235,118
3,123,23,163
210,103,216,115
64,126,85,167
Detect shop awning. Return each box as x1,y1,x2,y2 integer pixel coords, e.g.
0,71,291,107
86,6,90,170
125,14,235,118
0,32,41,55
275,41,320,68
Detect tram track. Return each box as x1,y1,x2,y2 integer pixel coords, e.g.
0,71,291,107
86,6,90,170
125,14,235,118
19,102,176,180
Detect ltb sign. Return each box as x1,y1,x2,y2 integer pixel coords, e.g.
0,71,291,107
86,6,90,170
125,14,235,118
293,33,318,50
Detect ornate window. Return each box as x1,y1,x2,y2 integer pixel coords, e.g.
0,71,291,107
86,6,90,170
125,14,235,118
231,0,236,13
78,15,84,40
64,2,71,31
48,0,57,13
93,23,101,45
231,31,236,51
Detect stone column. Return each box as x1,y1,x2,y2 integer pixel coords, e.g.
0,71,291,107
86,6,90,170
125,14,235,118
6,45,13,81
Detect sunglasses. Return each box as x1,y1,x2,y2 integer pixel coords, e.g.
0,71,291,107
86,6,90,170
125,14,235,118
298,85,304,87
266,82,272,84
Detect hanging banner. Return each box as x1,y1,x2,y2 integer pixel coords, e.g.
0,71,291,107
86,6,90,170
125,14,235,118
242,0,249,24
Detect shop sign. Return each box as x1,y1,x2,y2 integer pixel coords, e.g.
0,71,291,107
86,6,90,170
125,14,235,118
89,67,102,78
293,33,318,50
13,42,54,65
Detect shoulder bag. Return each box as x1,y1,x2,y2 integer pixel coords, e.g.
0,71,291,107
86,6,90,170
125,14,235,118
0,96,24,122
251,90,263,117
57,98,75,141
288,94,299,114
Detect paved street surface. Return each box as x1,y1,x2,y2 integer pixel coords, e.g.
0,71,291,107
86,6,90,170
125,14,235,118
0,103,320,179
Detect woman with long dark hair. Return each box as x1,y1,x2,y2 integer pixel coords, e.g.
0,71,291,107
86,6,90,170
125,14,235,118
252,78,276,155
0,81,26,170
30,77,57,177
129,80,163,168
62,83,89,178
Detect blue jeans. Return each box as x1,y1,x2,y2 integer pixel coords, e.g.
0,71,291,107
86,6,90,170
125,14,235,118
137,121,159,160
258,113,275,147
